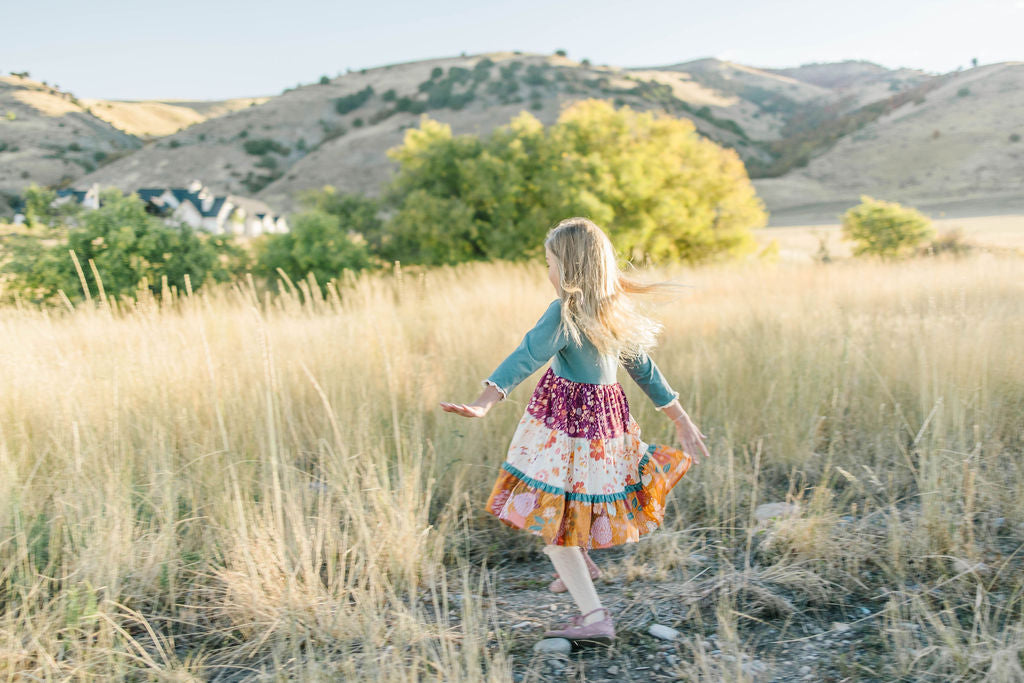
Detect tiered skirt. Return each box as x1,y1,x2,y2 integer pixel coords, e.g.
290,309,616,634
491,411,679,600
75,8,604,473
484,367,693,548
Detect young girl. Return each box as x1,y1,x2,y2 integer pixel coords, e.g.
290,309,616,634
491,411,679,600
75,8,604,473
440,217,710,644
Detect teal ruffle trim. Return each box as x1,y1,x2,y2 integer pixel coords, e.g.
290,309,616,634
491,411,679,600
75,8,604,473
499,443,657,503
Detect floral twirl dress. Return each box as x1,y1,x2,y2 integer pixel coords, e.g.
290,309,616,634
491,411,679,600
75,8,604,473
481,298,693,549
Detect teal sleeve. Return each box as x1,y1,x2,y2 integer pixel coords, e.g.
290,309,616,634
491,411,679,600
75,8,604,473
621,350,679,409
484,299,567,399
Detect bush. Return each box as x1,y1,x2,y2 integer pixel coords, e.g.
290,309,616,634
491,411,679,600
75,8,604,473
1010,133,1021,143
2,190,243,302
319,75,330,85
957,87,970,97
254,209,375,290
430,67,443,80
382,89,397,102
923,228,973,256
395,97,427,114
243,138,290,156
841,196,934,259
334,85,374,115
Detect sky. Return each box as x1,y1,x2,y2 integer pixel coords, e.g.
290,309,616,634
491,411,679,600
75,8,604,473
3,0,1021,101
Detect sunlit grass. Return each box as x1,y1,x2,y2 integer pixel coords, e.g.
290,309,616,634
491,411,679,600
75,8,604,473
0,253,1022,679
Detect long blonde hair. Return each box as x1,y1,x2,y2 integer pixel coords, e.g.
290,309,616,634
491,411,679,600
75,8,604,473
544,217,684,360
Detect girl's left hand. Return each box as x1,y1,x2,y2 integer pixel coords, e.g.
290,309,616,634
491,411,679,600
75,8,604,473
674,415,711,462
439,401,489,418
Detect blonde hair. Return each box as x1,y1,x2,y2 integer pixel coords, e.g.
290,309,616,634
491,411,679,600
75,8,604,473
544,217,684,360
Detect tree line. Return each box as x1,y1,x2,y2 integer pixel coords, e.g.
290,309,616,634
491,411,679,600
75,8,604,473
2,99,769,304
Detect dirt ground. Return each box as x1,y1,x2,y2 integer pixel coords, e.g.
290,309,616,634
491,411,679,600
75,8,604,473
457,543,883,682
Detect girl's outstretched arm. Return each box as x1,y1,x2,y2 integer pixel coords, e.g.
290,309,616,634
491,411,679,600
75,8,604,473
660,399,711,462
439,384,504,418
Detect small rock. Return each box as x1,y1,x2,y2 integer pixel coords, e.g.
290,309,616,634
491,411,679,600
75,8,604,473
511,621,532,630
858,607,870,615
953,558,992,577
533,638,571,654
689,553,710,563
666,654,679,667
607,665,619,675
648,624,680,641
798,665,812,675
754,502,799,521
721,653,736,663
831,622,851,633
744,659,768,675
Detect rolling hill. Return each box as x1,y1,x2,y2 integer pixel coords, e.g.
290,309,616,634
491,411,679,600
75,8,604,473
2,53,1021,222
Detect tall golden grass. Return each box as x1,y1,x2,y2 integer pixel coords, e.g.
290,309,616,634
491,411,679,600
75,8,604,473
0,255,1022,679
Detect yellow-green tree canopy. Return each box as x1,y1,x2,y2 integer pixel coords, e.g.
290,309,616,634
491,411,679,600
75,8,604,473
841,195,935,259
384,99,767,265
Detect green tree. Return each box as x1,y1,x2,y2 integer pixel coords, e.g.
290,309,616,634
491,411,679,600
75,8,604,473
296,186,385,251
841,195,934,259
22,184,58,227
3,189,242,302
254,209,375,289
384,100,766,265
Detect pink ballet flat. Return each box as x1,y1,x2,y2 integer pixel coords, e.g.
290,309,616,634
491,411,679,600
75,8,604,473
542,607,616,644
548,547,601,593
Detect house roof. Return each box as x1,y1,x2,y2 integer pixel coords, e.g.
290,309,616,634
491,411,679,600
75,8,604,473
56,189,87,202
200,196,226,218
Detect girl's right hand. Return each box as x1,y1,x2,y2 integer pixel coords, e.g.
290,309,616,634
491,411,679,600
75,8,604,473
439,401,490,418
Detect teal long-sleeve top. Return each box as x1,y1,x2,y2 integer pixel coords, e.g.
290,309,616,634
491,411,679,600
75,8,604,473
483,298,680,409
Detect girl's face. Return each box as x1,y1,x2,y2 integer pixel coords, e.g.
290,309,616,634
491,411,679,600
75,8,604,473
545,247,560,293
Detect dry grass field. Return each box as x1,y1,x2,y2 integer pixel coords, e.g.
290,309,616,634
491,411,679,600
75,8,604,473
1,252,1022,680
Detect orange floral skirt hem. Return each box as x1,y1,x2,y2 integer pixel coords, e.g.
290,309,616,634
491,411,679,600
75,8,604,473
484,442,693,549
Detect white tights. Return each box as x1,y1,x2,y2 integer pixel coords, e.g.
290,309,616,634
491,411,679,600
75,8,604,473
542,545,605,625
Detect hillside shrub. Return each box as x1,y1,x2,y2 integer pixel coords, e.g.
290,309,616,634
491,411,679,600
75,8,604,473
334,85,374,115
448,66,471,84
841,196,934,259
524,65,548,85
1010,133,1020,143
382,89,397,102
472,59,494,82
243,138,290,156
395,97,427,114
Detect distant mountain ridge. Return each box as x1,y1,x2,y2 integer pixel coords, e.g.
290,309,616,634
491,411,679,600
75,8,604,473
1,53,1021,222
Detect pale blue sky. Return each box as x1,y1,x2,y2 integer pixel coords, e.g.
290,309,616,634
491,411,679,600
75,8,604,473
4,0,1021,100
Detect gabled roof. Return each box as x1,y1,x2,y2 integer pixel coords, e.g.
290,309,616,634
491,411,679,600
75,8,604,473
136,189,166,202
199,196,226,218
56,189,87,202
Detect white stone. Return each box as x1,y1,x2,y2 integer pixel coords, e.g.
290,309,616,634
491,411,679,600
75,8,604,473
953,558,992,577
511,621,532,630
831,621,851,633
533,638,572,654
744,659,768,675
648,624,680,641
754,502,800,521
